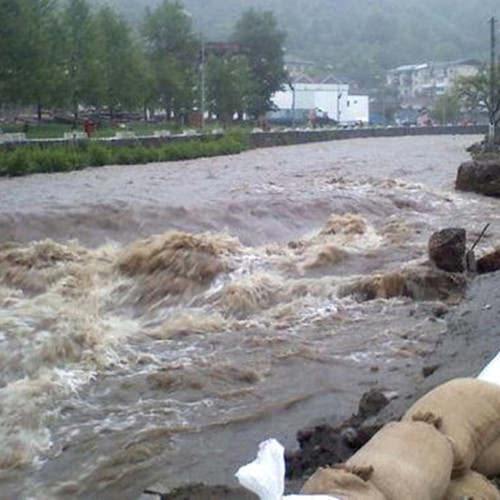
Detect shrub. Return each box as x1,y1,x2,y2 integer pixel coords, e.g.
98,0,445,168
0,128,251,177
1,148,35,176
32,148,73,172
87,144,113,166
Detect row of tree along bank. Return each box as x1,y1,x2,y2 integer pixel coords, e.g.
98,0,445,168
0,0,287,125
0,125,487,178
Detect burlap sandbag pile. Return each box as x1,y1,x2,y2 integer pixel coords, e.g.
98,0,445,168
301,465,385,499
443,470,500,500
301,378,500,499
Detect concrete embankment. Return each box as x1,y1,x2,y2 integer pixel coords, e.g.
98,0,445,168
0,125,487,152
249,124,487,148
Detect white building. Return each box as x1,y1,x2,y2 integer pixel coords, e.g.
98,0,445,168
271,74,369,125
345,95,370,124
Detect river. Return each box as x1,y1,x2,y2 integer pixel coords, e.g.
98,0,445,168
1,134,499,499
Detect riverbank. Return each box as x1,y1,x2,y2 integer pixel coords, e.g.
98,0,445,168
156,269,500,499
0,124,486,178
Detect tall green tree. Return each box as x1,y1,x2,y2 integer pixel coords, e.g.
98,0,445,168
454,65,500,136
431,92,461,125
94,7,145,116
0,0,62,117
231,8,287,119
0,0,23,104
205,52,253,123
142,0,198,120
60,0,102,119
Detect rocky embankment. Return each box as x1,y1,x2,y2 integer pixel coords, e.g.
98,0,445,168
456,140,500,197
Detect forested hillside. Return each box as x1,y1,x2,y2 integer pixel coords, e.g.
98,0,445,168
90,0,500,87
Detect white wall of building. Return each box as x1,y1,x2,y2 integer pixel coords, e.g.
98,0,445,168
272,89,294,110
345,95,369,123
272,83,368,124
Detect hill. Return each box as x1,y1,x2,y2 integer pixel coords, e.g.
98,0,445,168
90,0,500,87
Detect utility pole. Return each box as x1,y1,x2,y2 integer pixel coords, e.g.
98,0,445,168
336,88,342,123
489,16,496,144
201,38,206,132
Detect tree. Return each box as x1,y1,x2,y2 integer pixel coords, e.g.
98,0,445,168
94,7,145,116
231,8,287,119
60,0,103,119
205,52,253,123
369,82,400,125
454,65,500,136
142,0,198,121
0,0,62,117
0,0,24,104
430,92,461,125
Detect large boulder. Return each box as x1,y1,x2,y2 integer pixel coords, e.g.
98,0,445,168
456,159,500,196
429,228,467,272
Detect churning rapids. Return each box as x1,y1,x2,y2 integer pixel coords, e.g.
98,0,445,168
1,134,498,499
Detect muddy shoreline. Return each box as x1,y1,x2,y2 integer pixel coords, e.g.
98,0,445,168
149,269,500,499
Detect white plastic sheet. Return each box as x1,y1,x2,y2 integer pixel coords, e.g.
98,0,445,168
235,438,339,500
477,351,500,386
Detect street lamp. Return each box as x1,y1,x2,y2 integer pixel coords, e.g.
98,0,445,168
200,38,206,131
337,90,343,123
184,9,206,132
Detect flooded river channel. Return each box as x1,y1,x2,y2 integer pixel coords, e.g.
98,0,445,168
1,134,499,499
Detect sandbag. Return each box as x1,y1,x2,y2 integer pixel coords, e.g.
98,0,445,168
403,378,500,473
443,469,500,500
346,420,453,500
300,466,385,499
473,437,500,478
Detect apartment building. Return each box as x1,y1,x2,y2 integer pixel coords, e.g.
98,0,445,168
387,59,481,106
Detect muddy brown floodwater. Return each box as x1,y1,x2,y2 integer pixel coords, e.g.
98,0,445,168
1,134,500,500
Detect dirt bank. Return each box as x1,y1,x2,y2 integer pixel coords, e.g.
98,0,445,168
150,270,500,498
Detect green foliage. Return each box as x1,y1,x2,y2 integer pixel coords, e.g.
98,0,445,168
87,0,500,89
32,147,74,172
0,148,35,176
205,53,254,122
0,0,291,125
0,131,250,177
231,8,287,118
0,0,62,109
430,93,461,124
86,143,112,166
93,7,146,114
60,0,104,116
142,0,199,120
454,65,500,126
0,146,74,176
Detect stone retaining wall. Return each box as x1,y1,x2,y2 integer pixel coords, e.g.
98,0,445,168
0,125,487,152
249,125,487,148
